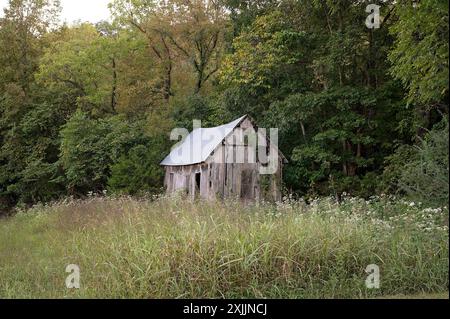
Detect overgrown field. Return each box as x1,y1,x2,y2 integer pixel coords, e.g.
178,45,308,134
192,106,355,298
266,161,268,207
0,195,448,299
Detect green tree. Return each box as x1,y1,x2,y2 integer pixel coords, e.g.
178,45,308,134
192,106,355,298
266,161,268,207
0,0,63,210
36,23,120,116
389,0,449,108
59,111,167,195
0,0,61,94
220,10,312,101
108,144,165,195
110,0,229,97
219,1,406,196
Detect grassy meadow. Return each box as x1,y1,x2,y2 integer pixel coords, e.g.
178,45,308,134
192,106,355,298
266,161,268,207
0,195,448,299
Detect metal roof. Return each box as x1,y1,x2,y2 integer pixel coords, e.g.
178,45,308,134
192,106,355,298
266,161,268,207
160,115,247,166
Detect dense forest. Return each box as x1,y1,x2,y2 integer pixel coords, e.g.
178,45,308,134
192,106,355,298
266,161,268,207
0,0,448,214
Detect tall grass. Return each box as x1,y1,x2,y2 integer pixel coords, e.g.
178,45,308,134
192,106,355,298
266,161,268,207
0,195,448,299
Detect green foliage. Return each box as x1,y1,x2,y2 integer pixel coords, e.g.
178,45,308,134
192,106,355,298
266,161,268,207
171,94,215,128
220,10,312,97
108,144,165,195
0,89,76,206
222,0,280,36
59,111,156,195
266,86,403,197
36,23,122,115
2,101,71,203
0,0,449,213
0,0,61,92
389,0,449,106
218,0,448,201
385,118,449,207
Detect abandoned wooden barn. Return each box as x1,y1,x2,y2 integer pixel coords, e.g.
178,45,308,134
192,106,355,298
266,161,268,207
160,115,287,202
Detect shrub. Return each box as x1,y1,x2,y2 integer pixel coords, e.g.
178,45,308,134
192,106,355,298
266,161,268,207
59,111,158,195
108,144,165,195
385,117,449,207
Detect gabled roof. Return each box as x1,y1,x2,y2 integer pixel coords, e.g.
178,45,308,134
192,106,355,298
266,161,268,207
160,115,248,166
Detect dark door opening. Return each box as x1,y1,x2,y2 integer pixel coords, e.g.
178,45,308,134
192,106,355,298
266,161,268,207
195,172,201,197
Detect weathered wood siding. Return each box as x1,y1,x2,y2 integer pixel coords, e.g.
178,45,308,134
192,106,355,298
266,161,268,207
164,117,283,202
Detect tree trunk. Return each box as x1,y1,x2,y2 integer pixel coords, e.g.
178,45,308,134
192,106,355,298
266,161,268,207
111,57,117,113
342,140,348,176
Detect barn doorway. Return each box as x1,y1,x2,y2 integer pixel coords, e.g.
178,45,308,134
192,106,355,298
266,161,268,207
195,172,201,197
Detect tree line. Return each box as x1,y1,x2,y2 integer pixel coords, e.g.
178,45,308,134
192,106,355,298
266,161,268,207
0,0,448,213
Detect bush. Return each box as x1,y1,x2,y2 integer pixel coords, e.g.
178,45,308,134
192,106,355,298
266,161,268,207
59,111,159,195
108,144,165,195
385,117,449,207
